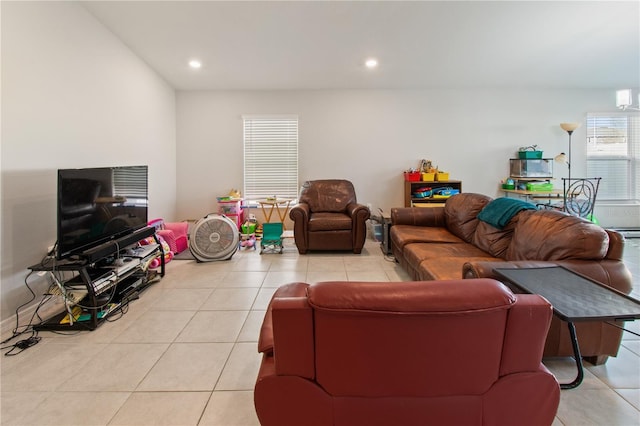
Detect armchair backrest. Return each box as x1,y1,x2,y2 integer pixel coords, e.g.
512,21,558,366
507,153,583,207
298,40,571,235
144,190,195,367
298,179,357,212
271,279,552,397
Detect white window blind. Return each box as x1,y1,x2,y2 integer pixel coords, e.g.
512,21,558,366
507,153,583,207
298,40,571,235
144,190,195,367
112,166,148,200
243,116,299,201
586,113,640,202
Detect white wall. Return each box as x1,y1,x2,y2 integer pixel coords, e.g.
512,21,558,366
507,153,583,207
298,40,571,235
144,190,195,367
176,89,632,223
1,2,177,324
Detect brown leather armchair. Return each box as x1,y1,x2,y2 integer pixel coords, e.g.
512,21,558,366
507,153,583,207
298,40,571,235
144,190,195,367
289,179,370,254
255,279,560,426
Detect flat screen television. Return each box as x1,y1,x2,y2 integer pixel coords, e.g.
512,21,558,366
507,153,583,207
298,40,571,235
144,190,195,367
56,165,148,260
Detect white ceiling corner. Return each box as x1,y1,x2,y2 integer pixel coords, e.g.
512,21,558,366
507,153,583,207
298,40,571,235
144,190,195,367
81,0,640,91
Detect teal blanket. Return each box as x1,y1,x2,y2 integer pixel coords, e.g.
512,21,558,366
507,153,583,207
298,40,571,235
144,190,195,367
477,197,537,229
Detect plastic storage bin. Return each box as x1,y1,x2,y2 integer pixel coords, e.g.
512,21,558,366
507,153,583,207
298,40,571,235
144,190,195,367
526,182,554,191
421,172,435,181
404,171,421,182
510,159,553,178
217,199,244,229
518,151,543,159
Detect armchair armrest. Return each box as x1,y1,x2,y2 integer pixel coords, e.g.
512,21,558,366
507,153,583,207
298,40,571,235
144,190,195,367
164,221,188,235
163,221,189,253
391,207,446,227
272,297,315,379
156,229,178,253
346,202,370,220
259,282,310,354
289,202,310,222
500,294,553,375
290,203,311,254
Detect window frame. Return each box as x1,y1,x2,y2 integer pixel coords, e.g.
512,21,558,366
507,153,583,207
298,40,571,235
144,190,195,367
242,115,299,205
586,112,639,203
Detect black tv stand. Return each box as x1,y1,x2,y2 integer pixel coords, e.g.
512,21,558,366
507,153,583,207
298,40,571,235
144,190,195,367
29,226,164,331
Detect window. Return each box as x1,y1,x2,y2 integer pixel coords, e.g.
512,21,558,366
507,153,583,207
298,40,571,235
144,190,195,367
243,115,299,202
586,113,640,202
113,165,148,205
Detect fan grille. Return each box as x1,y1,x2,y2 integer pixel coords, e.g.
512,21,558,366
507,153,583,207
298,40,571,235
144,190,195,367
189,214,239,261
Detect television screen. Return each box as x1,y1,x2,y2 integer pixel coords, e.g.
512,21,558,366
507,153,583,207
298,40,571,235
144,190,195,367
57,165,148,260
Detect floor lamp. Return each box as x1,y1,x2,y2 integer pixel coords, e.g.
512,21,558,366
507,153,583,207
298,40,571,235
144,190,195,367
557,122,581,181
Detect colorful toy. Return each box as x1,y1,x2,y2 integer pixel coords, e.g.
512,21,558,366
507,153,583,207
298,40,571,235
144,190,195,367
240,234,257,250
140,235,173,268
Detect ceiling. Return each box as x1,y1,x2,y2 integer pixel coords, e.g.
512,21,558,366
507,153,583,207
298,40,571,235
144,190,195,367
81,1,640,91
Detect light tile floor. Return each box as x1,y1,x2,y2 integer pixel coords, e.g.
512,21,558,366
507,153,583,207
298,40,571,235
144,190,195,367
1,238,639,425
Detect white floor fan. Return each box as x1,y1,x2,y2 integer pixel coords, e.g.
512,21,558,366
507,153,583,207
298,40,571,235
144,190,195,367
189,214,239,262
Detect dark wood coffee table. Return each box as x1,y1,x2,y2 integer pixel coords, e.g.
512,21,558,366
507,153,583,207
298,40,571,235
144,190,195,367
493,266,640,389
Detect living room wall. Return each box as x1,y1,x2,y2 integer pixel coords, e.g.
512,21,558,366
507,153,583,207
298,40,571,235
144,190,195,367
176,89,634,224
1,2,177,325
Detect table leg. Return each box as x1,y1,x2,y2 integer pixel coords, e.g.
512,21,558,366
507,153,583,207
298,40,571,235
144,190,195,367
274,201,291,230
260,203,275,223
561,321,584,390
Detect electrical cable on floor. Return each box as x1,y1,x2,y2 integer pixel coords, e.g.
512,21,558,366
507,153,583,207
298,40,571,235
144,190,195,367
1,271,42,355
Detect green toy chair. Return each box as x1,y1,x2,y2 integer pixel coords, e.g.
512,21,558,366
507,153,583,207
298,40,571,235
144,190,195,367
260,222,284,254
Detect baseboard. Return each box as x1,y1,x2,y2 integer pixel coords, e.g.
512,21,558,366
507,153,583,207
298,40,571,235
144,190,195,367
611,228,640,239
1,298,63,340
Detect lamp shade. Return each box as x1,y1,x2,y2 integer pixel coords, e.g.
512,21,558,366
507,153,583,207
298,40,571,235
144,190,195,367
560,122,581,132
554,153,568,164
616,89,632,108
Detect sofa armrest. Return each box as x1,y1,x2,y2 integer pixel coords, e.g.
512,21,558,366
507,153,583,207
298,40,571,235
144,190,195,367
463,260,552,280
605,229,625,261
463,259,633,295
391,207,446,227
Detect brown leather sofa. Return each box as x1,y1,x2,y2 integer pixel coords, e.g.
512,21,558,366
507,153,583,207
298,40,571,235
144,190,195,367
391,192,633,364
255,279,560,426
289,179,370,254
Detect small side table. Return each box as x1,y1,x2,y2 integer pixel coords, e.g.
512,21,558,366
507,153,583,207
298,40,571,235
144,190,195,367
257,198,293,230
493,266,640,389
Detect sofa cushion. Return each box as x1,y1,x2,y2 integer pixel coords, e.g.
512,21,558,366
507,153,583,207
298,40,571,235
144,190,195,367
404,242,493,268
472,210,532,259
506,210,609,261
308,212,352,231
444,193,493,243
390,224,464,253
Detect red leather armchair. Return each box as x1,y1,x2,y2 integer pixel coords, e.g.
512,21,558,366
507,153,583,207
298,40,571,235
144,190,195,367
255,279,560,426
289,179,370,254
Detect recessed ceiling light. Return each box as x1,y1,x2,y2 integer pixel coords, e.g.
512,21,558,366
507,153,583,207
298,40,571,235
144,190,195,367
189,60,202,69
365,58,378,69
